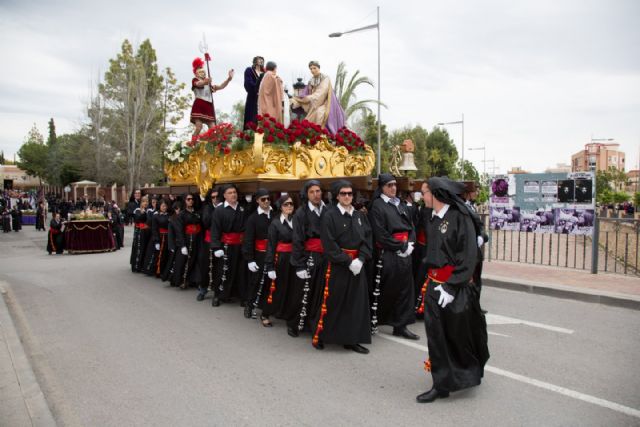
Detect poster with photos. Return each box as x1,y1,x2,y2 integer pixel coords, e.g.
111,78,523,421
489,206,521,231
553,208,595,235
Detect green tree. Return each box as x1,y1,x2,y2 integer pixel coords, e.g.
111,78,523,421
334,62,385,122
47,118,57,146
633,192,640,207
423,127,459,177
99,39,188,188
613,191,630,204
361,113,388,173
0,151,5,164
597,166,629,196
451,159,480,183
25,123,45,145
17,125,49,185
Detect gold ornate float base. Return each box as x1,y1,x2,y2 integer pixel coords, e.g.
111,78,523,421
165,134,375,195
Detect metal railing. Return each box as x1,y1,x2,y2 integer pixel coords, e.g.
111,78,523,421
484,214,640,276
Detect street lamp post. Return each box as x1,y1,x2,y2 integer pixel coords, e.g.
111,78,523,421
468,143,486,178
438,113,465,180
329,7,381,175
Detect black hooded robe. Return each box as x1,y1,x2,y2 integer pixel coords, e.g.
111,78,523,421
423,180,489,393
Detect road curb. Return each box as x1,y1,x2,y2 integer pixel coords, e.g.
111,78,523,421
483,275,640,311
0,283,57,426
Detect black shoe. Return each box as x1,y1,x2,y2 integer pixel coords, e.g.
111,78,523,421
416,388,449,403
196,293,205,302
313,341,324,350
393,326,420,341
243,305,252,318
287,326,299,338
344,344,370,354
212,297,220,307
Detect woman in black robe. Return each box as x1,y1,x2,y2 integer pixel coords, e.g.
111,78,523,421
312,180,372,353
172,194,203,289
161,202,182,283
416,177,489,403
130,197,150,272
47,212,65,254
263,195,298,333
241,188,272,318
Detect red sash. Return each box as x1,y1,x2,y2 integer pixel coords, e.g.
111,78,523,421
304,238,324,253
159,228,169,234
427,265,455,283
254,239,268,252
135,223,149,230
50,228,61,235
376,231,410,249
416,229,426,246
276,242,293,253
342,248,359,260
185,224,201,235
222,232,244,245
204,229,211,243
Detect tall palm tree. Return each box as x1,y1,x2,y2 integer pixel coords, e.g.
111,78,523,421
334,62,386,121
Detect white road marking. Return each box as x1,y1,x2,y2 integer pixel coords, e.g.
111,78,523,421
378,333,640,419
488,331,510,338
486,313,574,334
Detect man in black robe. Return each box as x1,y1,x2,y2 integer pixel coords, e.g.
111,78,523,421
313,180,372,353
172,194,203,289
291,180,328,333
210,184,247,307
241,188,273,318
460,181,489,301
416,177,489,403
369,173,419,340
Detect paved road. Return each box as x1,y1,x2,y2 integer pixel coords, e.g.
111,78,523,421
1,228,639,426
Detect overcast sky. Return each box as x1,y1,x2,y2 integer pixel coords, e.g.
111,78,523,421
1,0,639,175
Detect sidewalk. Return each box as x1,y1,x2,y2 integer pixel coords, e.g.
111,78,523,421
483,260,640,310
0,283,56,426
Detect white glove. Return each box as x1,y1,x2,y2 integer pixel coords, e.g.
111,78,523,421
180,247,188,255
396,250,410,258
434,285,455,308
155,243,160,251
214,249,224,258
296,270,310,280
477,235,485,248
348,258,363,276
405,242,415,256
248,261,259,272
268,271,277,280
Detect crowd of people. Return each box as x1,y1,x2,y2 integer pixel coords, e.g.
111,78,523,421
128,175,490,403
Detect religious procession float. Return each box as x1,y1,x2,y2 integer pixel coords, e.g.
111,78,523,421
163,55,379,195
164,115,376,195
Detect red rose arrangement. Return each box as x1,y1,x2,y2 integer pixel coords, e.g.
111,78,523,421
187,116,366,159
